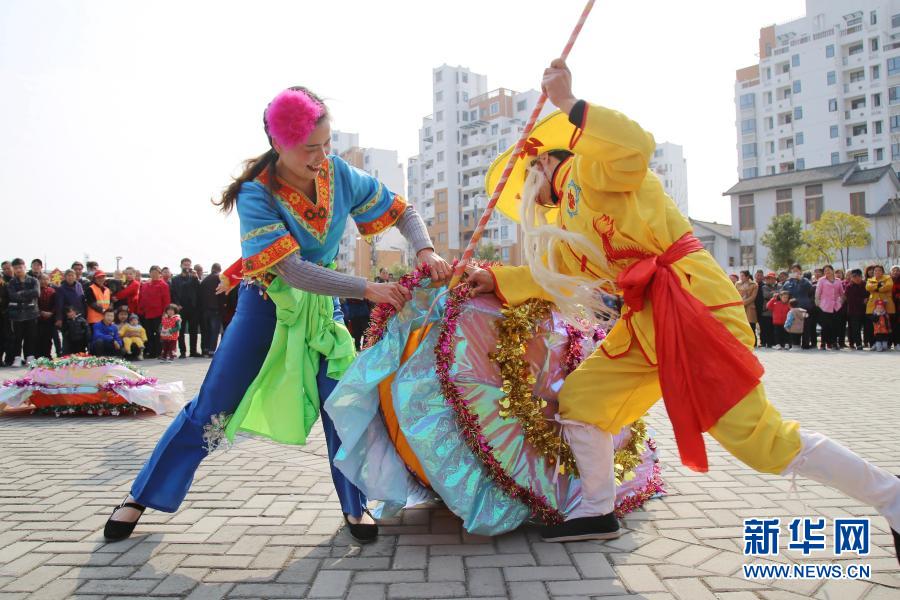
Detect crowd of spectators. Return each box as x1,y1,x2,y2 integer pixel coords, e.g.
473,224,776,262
0,257,235,367
732,263,900,352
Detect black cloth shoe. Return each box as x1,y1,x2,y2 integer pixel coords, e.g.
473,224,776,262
344,512,378,544
893,476,900,566
104,501,145,542
540,513,621,543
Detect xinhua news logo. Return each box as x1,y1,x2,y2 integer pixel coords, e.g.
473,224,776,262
742,517,872,580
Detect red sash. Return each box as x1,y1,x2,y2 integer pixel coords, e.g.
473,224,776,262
616,233,764,472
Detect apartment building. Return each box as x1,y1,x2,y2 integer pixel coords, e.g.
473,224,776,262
649,142,689,215
735,0,900,179
331,131,408,277
407,65,554,265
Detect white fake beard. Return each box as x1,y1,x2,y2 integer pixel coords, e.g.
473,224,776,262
519,167,618,330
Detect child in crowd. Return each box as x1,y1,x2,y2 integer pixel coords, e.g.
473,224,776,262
91,309,123,356
119,313,147,360
873,299,892,352
766,290,792,349
115,307,130,328
784,298,808,350
159,304,181,362
62,306,90,355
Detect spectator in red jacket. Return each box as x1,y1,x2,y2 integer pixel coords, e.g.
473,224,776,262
114,267,141,313
766,290,792,350
138,265,171,359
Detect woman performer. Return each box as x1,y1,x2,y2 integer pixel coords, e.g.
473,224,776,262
103,86,451,544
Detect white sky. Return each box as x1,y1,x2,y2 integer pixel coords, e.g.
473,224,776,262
1,0,806,272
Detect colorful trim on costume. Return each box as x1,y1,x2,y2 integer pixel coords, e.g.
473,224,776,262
356,195,408,237
241,232,299,276
351,183,384,217
615,463,665,518
241,222,287,242
491,300,580,478
436,282,564,526
256,158,334,243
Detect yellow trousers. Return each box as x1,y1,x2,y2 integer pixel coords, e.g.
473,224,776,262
123,338,145,354
559,304,801,474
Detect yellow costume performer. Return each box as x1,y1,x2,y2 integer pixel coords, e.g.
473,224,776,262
474,60,900,550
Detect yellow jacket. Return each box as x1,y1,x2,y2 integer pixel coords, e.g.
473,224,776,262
119,323,148,342
866,275,895,314
491,103,744,364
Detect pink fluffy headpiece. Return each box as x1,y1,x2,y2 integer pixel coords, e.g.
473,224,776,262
264,88,325,149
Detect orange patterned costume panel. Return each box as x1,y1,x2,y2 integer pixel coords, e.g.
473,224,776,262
255,160,334,243
241,233,300,276
356,195,408,237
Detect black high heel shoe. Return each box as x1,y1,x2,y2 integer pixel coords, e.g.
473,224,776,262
103,500,146,542
343,509,378,544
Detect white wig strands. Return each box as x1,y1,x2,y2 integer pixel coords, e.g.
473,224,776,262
519,166,619,331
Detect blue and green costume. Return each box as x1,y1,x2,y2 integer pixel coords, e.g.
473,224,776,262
131,156,407,517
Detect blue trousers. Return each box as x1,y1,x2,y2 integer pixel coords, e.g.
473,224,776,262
131,284,366,516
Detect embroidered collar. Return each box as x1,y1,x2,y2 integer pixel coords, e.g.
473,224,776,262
256,158,335,243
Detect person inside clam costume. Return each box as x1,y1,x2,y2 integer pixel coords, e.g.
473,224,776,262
102,86,452,544
459,59,900,555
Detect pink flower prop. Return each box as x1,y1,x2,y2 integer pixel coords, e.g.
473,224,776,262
265,89,324,149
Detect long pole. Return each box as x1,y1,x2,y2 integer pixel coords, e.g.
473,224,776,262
447,0,596,288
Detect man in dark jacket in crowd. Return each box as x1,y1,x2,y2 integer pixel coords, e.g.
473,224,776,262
27,258,45,279
4,258,40,366
844,269,868,350
72,261,90,288
170,257,201,358
0,265,9,367
781,264,816,349
198,263,225,357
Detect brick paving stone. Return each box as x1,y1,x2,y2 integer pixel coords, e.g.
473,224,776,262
615,564,667,593
571,552,616,578
465,553,536,568
663,577,717,600
345,583,386,600
183,583,233,600
508,581,550,600
392,546,427,570
387,582,466,598
150,568,208,595
354,570,425,584
504,566,581,581
229,582,309,597
427,555,465,581
1,566,71,593
467,567,506,597
307,570,351,598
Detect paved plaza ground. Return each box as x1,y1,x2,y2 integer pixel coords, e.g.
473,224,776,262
1,349,899,599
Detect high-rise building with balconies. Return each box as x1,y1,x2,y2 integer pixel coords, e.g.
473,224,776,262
407,65,554,265
735,0,900,180
649,142,689,216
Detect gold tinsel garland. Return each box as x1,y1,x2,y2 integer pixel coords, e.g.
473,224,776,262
614,419,647,485
490,300,650,485
490,300,580,477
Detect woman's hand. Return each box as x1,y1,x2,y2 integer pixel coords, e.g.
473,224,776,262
364,281,412,311
466,267,496,296
417,249,452,285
